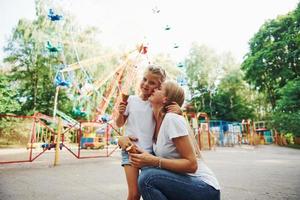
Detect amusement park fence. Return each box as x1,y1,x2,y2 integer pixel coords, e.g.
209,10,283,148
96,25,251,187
0,113,121,164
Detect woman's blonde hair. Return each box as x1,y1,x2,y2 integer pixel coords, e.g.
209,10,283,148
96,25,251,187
145,64,167,83
162,81,202,158
162,81,185,112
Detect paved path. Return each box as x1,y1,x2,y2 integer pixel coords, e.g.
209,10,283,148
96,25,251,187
0,145,299,200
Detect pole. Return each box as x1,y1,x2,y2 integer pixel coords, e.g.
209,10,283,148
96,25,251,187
54,117,62,166
53,86,60,119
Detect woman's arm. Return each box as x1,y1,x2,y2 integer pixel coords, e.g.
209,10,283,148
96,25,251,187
130,135,197,173
166,135,198,173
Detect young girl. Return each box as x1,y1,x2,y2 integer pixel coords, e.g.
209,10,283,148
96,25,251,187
116,65,167,200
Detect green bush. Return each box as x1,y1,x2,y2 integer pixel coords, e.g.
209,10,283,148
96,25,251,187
285,133,294,144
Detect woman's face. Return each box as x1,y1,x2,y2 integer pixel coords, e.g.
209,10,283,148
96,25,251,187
149,84,166,105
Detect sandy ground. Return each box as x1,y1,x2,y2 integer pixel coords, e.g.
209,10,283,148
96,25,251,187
0,144,300,200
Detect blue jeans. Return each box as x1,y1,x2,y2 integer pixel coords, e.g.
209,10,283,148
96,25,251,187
121,150,130,166
138,167,220,200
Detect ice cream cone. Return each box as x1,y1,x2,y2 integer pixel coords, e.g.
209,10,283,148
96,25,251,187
122,93,129,102
126,144,139,153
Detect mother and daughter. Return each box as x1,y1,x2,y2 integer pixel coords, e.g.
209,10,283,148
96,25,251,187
116,65,220,200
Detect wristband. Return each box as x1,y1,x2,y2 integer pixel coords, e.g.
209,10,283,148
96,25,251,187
158,158,162,168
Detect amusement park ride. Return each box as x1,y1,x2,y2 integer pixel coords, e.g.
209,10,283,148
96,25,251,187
0,6,188,164
183,104,214,150
46,7,147,157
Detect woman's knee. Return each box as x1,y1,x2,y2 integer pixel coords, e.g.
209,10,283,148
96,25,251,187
138,169,150,191
138,168,159,190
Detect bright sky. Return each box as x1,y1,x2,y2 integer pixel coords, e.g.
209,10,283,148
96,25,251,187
0,0,299,64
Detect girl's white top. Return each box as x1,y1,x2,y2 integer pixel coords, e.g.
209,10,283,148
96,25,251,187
153,113,221,190
124,95,155,153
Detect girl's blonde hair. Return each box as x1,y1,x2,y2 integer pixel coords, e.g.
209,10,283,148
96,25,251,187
145,64,167,83
162,81,202,158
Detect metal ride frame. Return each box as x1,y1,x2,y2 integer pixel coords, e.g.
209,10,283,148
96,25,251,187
0,113,122,164
197,112,212,150
184,111,212,150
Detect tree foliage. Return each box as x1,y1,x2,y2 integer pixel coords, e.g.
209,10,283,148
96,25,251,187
2,1,108,117
4,13,70,115
271,78,300,136
0,72,21,114
241,3,300,135
241,3,300,108
185,44,220,115
185,43,255,121
212,70,255,121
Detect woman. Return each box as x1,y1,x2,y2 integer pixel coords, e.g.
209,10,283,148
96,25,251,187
130,81,220,200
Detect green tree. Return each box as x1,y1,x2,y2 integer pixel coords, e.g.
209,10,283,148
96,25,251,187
0,71,21,114
212,70,255,121
4,15,67,116
241,3,300,108
185,43,220,115
271,78,300,136
3,0,107,118
185,43,255,120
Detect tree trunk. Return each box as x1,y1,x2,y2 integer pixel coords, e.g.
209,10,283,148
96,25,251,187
202,95,205,111
209,91,212,117
230,96,233,109
33,71,38,112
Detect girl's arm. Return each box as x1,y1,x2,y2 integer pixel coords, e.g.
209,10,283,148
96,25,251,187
116,113,127,127
166,102,182,115
117,136,138,150
130,135,197,173
115,102,128,127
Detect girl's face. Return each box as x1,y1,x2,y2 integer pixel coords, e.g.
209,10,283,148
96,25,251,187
149,84,166,105
140,71,162,98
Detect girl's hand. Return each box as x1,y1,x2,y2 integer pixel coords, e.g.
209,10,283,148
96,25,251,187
118,136,138,150
118,102,127,115
130,148,158,168
166,102,182,115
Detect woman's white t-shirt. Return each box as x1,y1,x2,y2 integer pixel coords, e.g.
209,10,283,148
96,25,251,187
153,113,220,190
124,95,155,153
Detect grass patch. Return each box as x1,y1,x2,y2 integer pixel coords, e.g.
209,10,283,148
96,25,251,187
0,139,14,146
286,144,300,150
0,144,25,148
0,139,25,148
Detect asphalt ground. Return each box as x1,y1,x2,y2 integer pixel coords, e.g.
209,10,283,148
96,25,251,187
0,144,300,200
